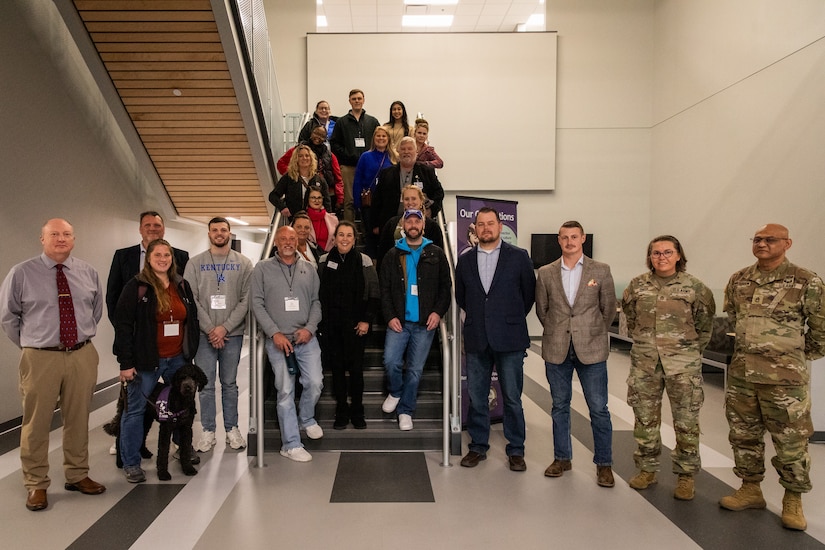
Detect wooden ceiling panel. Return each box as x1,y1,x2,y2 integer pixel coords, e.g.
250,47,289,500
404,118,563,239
72,1,271,224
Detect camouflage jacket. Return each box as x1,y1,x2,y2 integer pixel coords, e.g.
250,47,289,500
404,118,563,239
724,259,825,385
622,271,715,375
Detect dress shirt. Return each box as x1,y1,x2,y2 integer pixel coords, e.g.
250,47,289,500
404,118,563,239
1,253,102,348
477,240,502,294
560,254,585,306
139,242,147,271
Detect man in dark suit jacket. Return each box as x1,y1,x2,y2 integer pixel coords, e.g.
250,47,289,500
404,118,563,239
535,220,616,487
455,207,536,472
370,137,444,234
106,211,189,324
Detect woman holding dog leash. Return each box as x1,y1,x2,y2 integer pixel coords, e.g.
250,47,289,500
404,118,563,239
113,239,199,483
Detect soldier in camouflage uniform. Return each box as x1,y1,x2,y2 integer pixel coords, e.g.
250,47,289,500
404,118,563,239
622,235,715,501
719,223,825,531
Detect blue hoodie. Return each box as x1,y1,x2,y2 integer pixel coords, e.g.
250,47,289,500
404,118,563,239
394,236,433,323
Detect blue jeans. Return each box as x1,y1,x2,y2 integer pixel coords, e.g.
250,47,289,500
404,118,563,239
120,354,185,468
195,333,243,432
383,322,436,416
466,348,526,457
545,345,613,465
265,337,323,450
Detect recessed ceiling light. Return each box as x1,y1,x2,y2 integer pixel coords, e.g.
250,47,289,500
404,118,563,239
403,0,458,5
402,14,454,27
172,88,182,96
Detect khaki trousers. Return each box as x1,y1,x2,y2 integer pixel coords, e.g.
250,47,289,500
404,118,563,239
340,164,356,222
19,343,99,489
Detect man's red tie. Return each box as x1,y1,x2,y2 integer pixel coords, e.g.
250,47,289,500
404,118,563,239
56,264,78,348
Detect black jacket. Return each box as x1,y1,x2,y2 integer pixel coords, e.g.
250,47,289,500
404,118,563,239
380,240,451,326
268,173,331,216
113,274,199,372
106,244,189,324
330,111,380,167
297,114,338,143
370,164,444,232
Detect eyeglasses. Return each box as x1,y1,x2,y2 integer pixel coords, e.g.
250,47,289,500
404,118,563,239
751,237,786,245
309,195,323,201
650,250,676,259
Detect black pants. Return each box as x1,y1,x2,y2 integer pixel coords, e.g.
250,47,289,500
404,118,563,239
321,319,367,419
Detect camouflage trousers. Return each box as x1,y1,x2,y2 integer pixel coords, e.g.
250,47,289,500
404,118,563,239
725,375,813,493
627,362,704,474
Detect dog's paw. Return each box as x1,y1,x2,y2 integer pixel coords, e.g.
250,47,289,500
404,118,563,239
158,470,171,481
140,447,154,459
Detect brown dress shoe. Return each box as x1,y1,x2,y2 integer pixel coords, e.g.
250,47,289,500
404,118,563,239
64,477,106,495
460,451,487,468
544,459,572,477
26,489,48,511
597,465,615,487
508,455,526,472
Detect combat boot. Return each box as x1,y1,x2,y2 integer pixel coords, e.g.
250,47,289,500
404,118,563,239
629,471,657,490
781,490,806,531
719,481,767,511
674,474,695,500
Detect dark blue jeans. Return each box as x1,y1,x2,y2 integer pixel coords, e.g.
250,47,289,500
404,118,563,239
466,347,526,457
545,345,612,465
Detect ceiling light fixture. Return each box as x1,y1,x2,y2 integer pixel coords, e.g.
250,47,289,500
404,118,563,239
403,0,458,5
172,88,182,96
402,14,454,27
225,217,249,226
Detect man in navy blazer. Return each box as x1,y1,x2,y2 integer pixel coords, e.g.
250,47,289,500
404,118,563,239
455,207,536,472
105,211,189,324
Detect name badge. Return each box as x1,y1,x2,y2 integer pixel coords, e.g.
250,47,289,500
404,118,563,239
211,294,227,309
327,261,338,270
354,137,366,148
163,321,180,337
285,297,300,311
411,284,418,296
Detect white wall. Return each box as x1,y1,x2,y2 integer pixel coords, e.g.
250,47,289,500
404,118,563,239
651,0,825,298
263,0,314,113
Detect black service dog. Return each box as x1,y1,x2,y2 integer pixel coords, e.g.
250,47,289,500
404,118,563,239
104,363,208,480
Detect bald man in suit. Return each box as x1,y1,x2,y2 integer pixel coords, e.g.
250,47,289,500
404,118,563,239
535,220,616,487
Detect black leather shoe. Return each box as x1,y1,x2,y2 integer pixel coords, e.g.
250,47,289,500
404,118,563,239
351,417,367,430
508,455,527,472
26,489,48,511
460,451,487,468
64,477,106,495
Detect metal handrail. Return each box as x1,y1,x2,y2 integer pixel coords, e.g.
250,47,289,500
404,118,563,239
436,210,457,467
249,211,282,468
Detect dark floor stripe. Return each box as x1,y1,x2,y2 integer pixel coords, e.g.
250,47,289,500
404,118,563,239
331,452,434,503
67,484,185,550
523,350,825,549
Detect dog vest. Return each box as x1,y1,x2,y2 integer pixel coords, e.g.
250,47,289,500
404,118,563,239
153,386,187,423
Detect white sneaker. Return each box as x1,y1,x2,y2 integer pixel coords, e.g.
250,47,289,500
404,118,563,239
280,447,312,462
382,395,400,413
398,414,413,431
226,427,247,450
109,442,117,455
195,430,217,453
304,423,324,440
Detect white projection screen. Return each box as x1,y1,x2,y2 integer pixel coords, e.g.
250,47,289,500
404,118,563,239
306,32,557,191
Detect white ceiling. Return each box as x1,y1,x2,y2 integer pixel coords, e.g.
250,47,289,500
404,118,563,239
316,0,546,33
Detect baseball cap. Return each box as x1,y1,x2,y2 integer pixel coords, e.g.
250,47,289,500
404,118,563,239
403,209,424,220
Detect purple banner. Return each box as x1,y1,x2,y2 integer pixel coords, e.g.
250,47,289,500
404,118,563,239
456,196,519,427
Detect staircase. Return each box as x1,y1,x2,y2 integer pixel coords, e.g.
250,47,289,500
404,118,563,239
262,323,444,452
